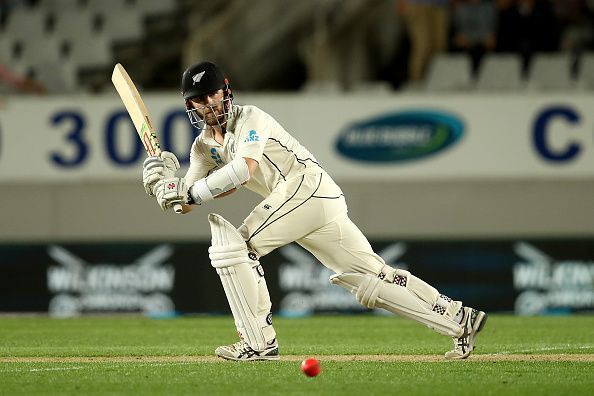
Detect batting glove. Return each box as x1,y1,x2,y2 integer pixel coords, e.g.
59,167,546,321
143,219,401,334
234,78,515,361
155,177,188,211
142,151,180,196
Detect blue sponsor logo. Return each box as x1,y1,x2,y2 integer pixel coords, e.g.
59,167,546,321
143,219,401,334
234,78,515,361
210,148,224,165
336,110,464,162
244,129,260,143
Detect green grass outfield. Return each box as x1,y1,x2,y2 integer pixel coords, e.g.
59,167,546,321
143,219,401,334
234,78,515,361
0,314,592,395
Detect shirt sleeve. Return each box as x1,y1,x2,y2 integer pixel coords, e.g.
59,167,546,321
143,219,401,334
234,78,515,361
184,140,216,185
235,107,271,163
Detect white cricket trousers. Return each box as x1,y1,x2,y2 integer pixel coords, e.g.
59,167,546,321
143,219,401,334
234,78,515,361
238,171,386,276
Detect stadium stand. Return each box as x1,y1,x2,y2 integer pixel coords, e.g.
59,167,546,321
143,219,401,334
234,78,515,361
1,0,594,94
575,51,594,90
526,52,575,91
475,53,524,91
37,0,81,11
423,53,474,91
2,6,48,42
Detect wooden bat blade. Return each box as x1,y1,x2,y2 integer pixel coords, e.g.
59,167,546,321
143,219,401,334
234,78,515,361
111,63,161,157
111,63,183,214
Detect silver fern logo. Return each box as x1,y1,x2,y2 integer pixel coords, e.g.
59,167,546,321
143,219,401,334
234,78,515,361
192,71,206,84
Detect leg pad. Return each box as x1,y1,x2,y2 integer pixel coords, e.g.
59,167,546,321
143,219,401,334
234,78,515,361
208,213,275,350
331,272,463,337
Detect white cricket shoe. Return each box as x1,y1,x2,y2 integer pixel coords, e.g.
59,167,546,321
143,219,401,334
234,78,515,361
444,307,488,359
215,339,279,361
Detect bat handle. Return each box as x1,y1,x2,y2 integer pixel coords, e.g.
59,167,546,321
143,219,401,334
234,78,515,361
159,162,183,214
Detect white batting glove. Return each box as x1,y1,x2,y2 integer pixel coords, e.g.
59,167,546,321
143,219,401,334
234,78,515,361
154,177,188,211
142,151,180,196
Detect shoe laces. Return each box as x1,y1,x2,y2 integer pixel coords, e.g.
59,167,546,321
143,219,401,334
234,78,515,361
229,340,252,353
453,310,471,352
456,333,469,351
231,338,276,353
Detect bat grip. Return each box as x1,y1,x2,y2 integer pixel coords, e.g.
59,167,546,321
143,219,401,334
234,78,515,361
160,158,184,215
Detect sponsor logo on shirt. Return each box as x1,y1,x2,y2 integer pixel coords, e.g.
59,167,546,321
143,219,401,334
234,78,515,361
335,109,464,163
244,130,260,143
210,148,224,165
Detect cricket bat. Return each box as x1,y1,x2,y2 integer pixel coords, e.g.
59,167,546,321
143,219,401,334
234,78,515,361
111,63,183,213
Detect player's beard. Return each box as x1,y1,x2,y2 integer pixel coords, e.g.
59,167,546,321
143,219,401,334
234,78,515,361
201,104,225,127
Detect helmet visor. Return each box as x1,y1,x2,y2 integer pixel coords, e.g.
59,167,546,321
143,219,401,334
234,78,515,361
186,94,233,131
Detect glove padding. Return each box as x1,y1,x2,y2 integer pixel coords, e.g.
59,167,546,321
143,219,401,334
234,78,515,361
155,177,188,211
142,151,180,196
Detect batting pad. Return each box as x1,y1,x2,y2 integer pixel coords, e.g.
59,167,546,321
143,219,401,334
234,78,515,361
208,213,269,351
330,273,464,337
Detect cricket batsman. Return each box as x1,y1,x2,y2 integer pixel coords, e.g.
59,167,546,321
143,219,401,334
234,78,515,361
142,61,487,361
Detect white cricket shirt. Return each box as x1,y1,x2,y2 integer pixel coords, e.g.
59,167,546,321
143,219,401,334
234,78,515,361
184,105,322,197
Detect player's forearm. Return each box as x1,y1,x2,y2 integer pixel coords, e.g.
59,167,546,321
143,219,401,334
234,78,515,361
215,188,238,198
183,188,236,213
187,158,249,205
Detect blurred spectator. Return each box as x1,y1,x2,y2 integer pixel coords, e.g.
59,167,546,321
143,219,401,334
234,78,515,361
451,0,497,74
515,0,560,70
397,0,451,84
553,0,594,53
0,0,34,27
0,63,46,94
495,0,522,52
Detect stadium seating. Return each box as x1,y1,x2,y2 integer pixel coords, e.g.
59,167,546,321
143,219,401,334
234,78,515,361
0,37,15,63
98,8,144,43
29,60,78,93
2,1,594,94
141,0,177,15
37,0,83,12
18,36,63,65
51,9,99,43
423,54,474,91
476,53,524,91
526,53,575,90
2,7,48,42
85,0,130,14
575,52,594,90
66,34,112,70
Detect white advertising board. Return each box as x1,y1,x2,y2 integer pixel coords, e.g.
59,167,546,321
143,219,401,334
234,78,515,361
1,92,593,182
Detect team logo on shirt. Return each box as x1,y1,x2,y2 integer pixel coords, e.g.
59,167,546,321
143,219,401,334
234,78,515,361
244,130,260,143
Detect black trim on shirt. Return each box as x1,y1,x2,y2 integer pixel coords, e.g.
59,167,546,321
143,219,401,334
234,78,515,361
312,193,345,199
263,153,286,181
247,174,323,242
268,137,320,167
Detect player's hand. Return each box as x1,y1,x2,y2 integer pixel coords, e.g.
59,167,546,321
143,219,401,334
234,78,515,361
155,177,188,211
142,151,180,196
